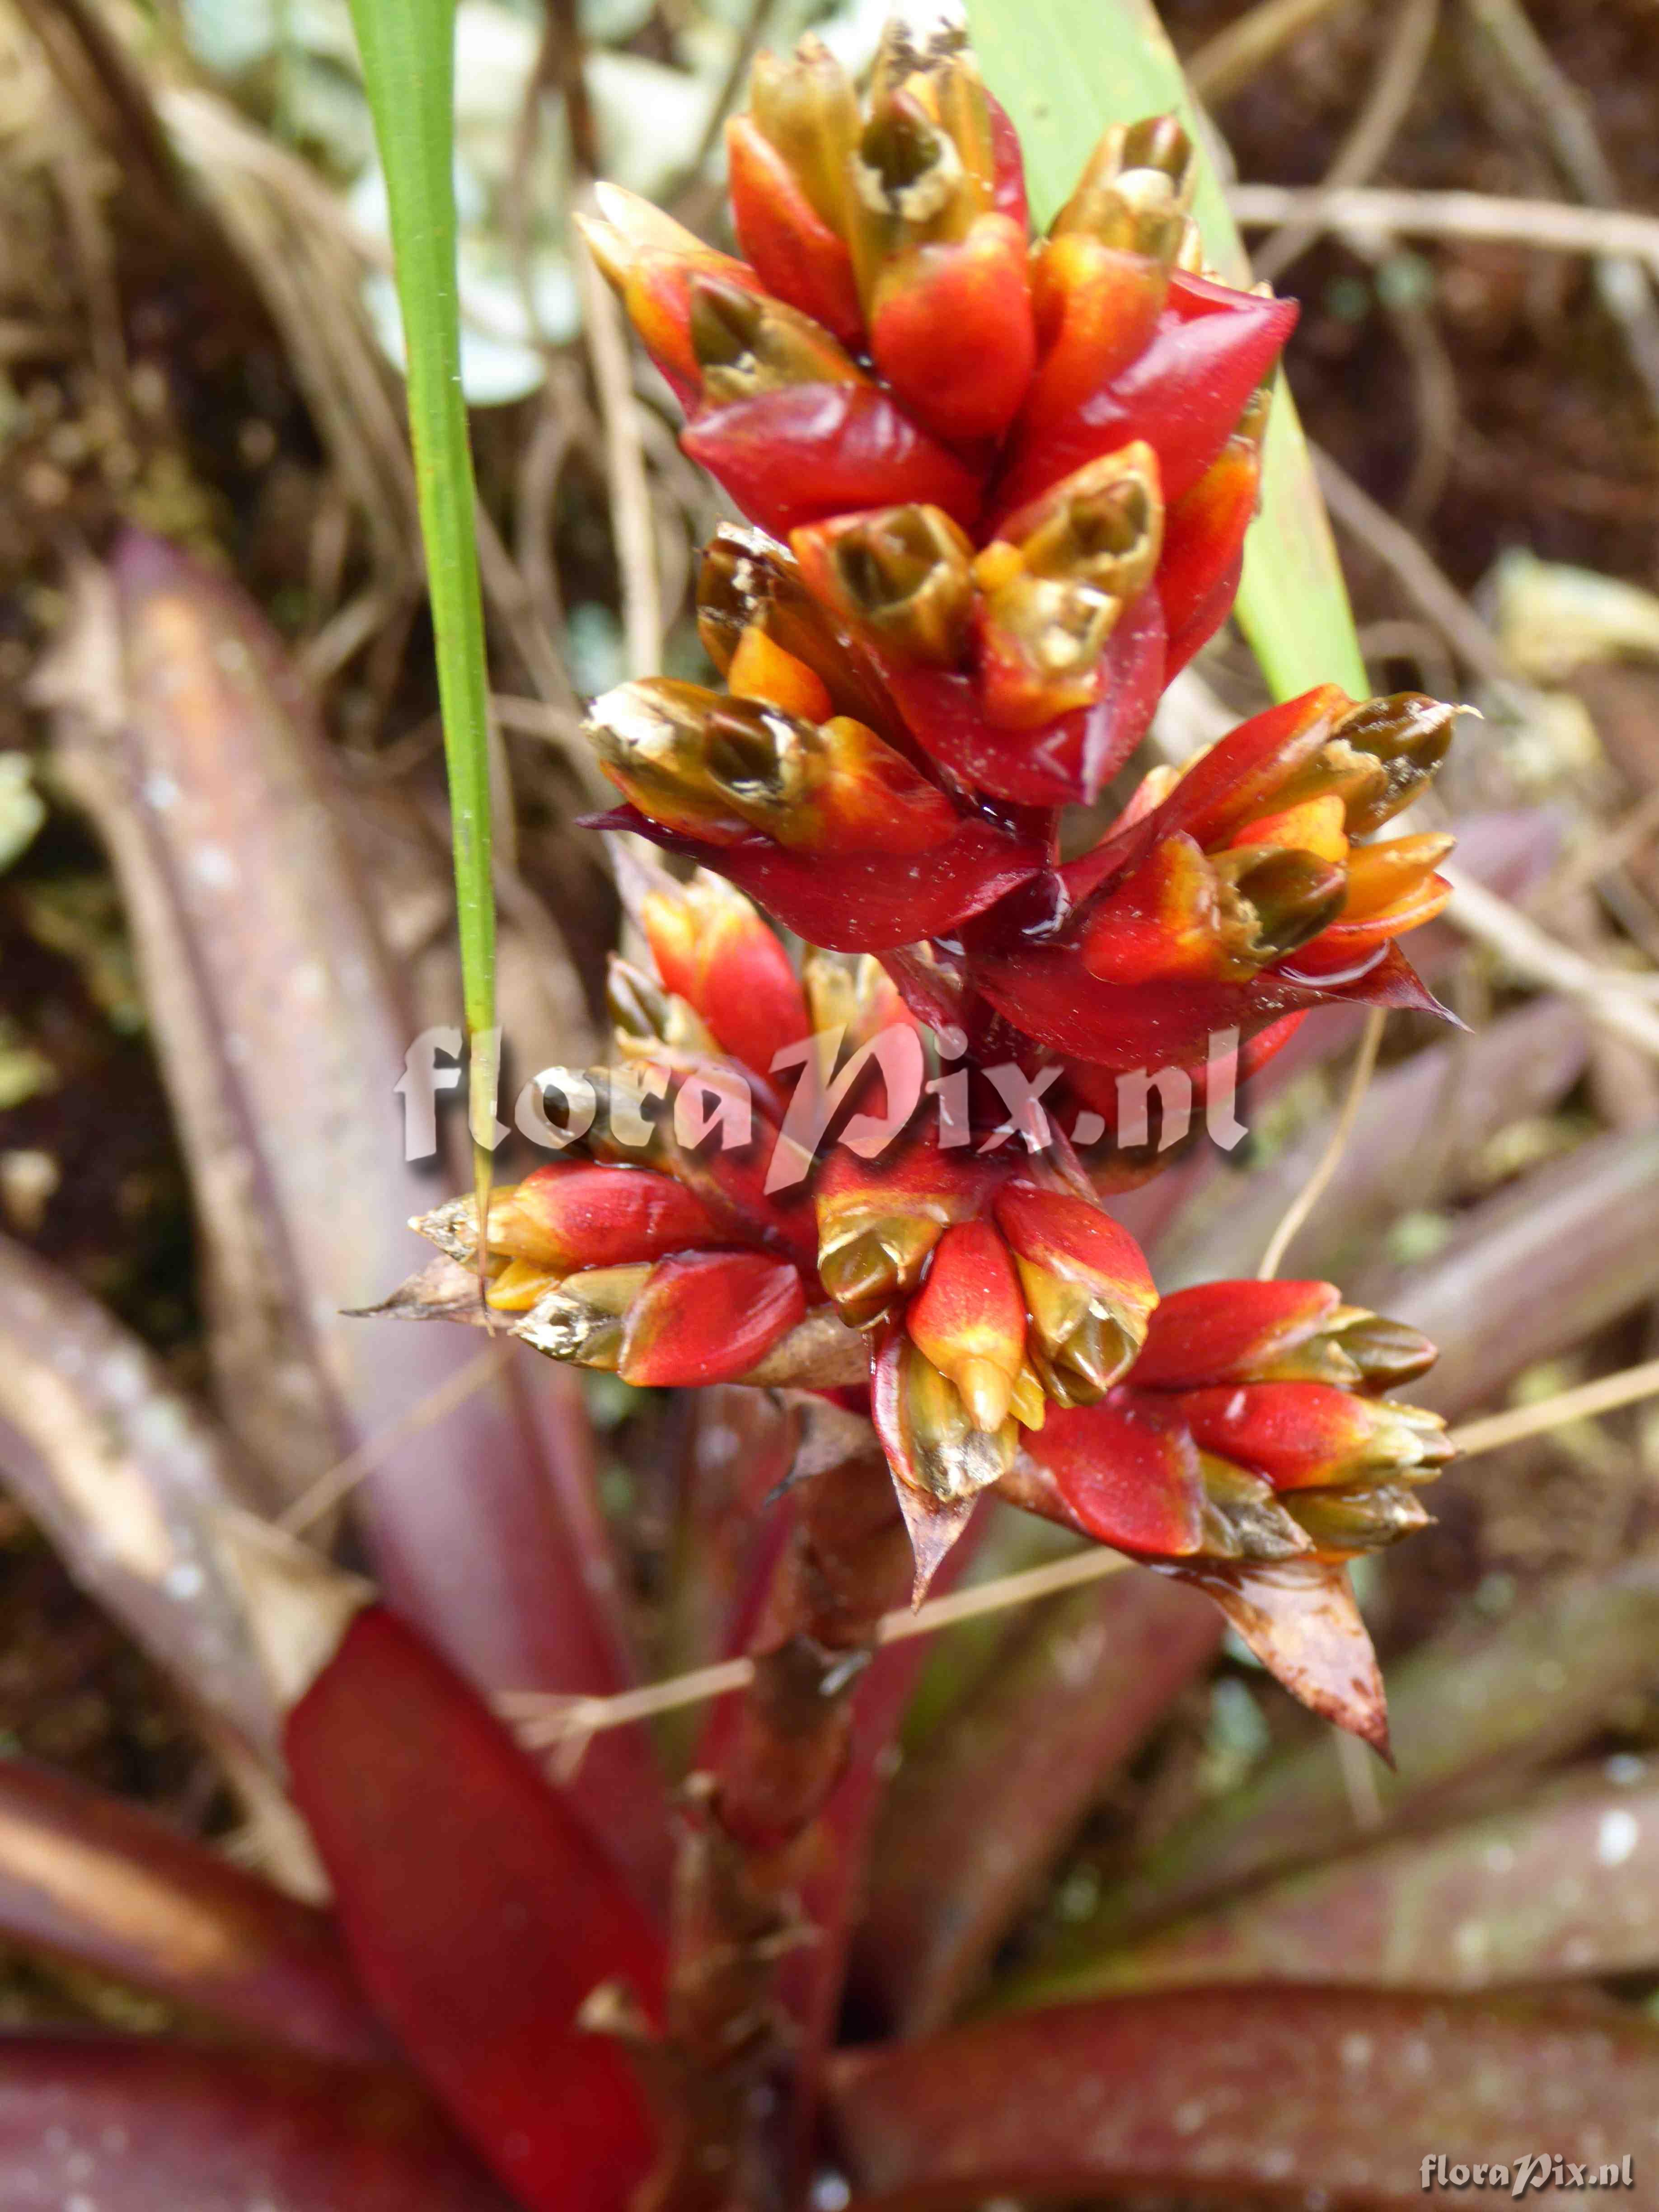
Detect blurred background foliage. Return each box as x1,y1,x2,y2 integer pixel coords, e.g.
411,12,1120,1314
4,0,1659,2141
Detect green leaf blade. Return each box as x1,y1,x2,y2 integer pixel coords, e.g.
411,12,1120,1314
966,0,1368,701
347,0,498,1159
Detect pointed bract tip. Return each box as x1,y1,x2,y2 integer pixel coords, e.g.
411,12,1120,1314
892,1476,978,1605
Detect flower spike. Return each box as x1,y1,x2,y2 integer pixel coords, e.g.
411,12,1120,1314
392,19,1467,1739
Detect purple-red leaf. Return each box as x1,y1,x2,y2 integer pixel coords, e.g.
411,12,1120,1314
0,1232,282,1760
829,1989,1659,2207
0,1759,385,2062
851,1569,1220,2034
1029,1765,1659,2000
38,535,669,1908
1154,997,1589,1285
1012,1558,1659,1975
0,2038,514,2211
1355,1120,1659,1419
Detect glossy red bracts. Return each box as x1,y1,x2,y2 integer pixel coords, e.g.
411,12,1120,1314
400,18,1465,1734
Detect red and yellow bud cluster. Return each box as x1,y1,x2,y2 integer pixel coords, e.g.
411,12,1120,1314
971,684,1459,1083
636,866,810,1076
585,531,1050,953
1085,688,1457,986
1019,1279,1451,1564
812,1129,1159,1551
417,873,816,1391
403,26,1467,1706
411,851,1454,1682
474,1148,812,1391
574,45,1456,1073
728,23,1036,446
578,20,1296,811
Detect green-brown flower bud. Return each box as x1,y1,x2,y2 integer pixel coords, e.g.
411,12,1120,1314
1285,1481,1433,1552
746,35,861,234
688,277,865,402
1051,114,1195,263
1198,1456,1314,1562
514,1263,653,1370
975,445,1164,724
792,505,977,667
818,1215,943,1330
1210,845,1349,964
1327,694,1460,834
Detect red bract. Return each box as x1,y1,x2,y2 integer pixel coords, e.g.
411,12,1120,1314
990,272,1298,520
615,1249,809,1387
683,385,983,539
594,801,1046,954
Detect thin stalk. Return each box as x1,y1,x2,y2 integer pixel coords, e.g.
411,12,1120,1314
347,0,497,1240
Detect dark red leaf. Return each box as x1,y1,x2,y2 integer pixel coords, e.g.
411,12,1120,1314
286,1608,664,2212
829,1989,1659,2207
0,2038,514,2211
1012,1559,1659,1977
852,1569,1220,2034
971,936,1449,1074
44,534,670,1908
1035,1766,1659,1999
1355,1119,1659,1420
1129,1280,1342,1391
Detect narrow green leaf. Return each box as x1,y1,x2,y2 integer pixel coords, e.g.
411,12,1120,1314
347,0,498,1187
965,0,1368,700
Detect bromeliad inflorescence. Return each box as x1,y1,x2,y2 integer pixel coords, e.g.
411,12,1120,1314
404,17,1462,1737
